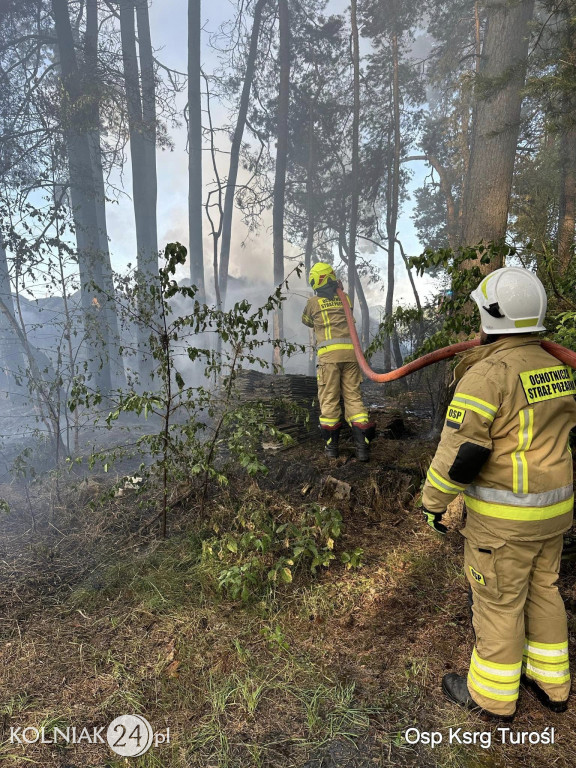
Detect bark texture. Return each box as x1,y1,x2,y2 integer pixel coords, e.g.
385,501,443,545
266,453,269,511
558,125,576,273
557,9,576,274
461,0,535,260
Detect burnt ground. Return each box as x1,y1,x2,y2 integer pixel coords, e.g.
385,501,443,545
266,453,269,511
0,389,576,768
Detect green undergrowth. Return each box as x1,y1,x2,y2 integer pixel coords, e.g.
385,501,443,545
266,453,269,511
71,491,364,612
3,473,576,767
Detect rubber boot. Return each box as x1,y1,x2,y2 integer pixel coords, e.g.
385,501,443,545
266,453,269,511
351,422,375,462
521,674,568,713
442,673,515,721
320,425,341,458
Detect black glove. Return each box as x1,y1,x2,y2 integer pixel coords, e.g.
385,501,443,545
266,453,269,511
422,508,448,535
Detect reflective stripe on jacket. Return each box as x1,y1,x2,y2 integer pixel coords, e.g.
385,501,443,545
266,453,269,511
422,335,576,541
302,293,357,363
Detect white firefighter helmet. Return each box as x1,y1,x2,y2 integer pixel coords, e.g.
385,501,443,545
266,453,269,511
470,267,547,335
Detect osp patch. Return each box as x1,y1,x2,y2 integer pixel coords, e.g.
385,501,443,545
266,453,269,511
469,566,486,586
446,405,465,429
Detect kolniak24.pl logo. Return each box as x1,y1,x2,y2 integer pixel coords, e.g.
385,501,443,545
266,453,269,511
10,715,170,757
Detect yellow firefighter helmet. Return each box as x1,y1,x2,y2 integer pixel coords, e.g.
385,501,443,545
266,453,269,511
308,262,337,291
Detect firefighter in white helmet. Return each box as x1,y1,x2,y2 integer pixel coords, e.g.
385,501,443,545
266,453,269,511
302,262,375,460
422,267,576,718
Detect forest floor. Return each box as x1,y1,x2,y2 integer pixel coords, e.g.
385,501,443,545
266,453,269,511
1,389,576,768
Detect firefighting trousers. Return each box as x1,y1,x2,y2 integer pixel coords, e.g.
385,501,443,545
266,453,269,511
317,361,368,427
464,532,570,716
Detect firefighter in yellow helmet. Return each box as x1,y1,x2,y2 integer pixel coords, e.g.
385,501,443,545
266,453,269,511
422,267,576,719
302,262,375,460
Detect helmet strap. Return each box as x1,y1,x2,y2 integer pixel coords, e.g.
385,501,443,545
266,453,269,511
483,302,505,319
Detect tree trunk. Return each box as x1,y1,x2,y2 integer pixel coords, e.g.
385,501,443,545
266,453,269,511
348,0,360,306
188,0,205,302
219,0,267,309
304,99,316,279
392,331,404,368
305,95,317,375
383,33,401,372
474,2,481,72
461,0,535,261
85,0,125,388
356,274,370,350
119,0,159,380
135,0,158,273
396,237,425,348
0,241,25,399
557,11,576,274
272,0,290,370
428,155,458,251
52,0,112,395
457,99,471,242
558,125,576,273
338,231,369,351
428,363,455,439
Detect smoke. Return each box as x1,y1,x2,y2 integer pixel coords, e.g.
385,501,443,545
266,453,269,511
159,203,303,293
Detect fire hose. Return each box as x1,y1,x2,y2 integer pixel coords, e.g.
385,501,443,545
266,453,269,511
336,285,576,556
336,286,576,379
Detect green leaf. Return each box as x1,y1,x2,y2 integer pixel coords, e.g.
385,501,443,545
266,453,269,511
293,546,305,557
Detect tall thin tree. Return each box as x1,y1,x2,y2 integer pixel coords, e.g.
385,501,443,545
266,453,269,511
52,0,112,394
305,90,317,375
119,0,159,378
383,32,401,371
348,0,360,307
85,0,125,387
188,0,205,302
272,0,290,369
0,240,25,399
219,0,268,309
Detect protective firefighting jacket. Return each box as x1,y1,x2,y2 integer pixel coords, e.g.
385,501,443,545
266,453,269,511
302,291,357,363
422,335,576,542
